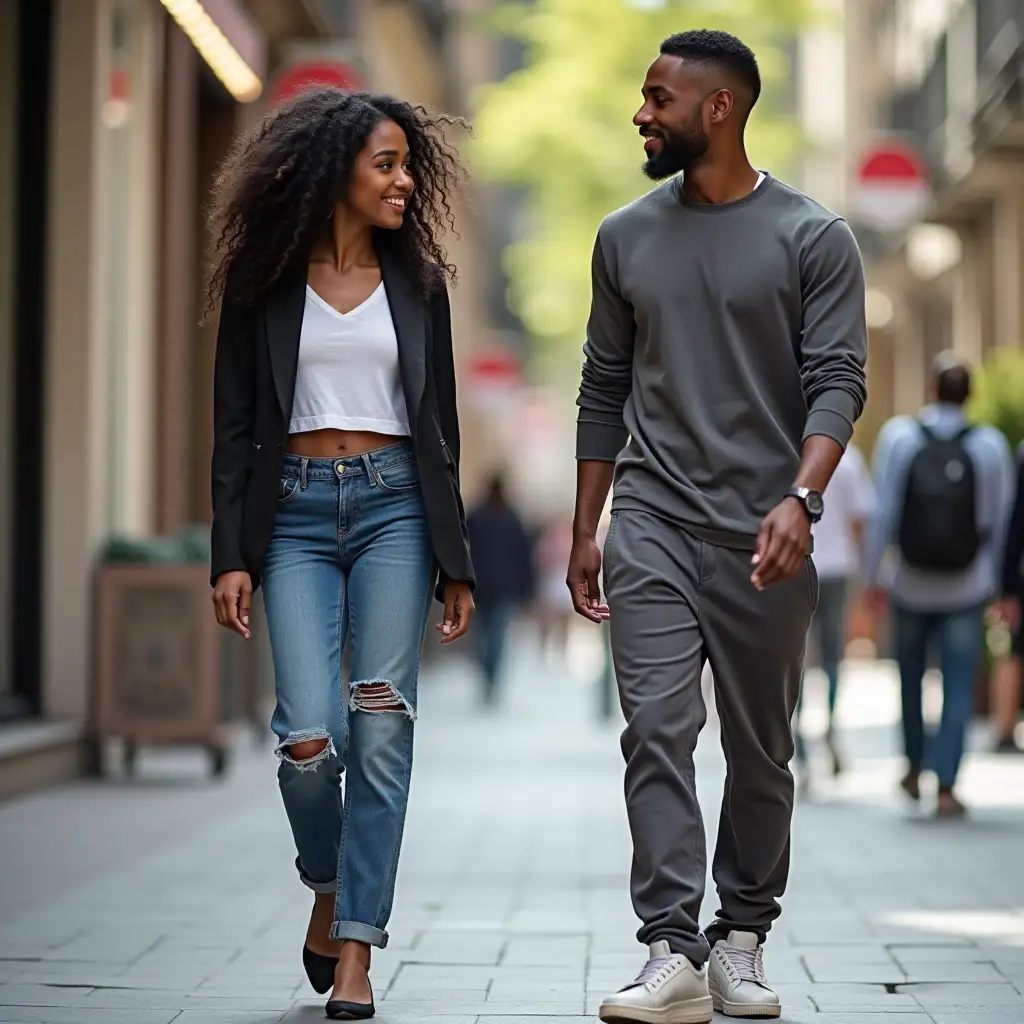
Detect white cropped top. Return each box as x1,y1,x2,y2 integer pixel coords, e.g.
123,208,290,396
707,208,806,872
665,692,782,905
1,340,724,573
289,282,411,437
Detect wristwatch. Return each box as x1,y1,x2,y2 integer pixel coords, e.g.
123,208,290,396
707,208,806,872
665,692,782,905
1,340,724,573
786,486,824,523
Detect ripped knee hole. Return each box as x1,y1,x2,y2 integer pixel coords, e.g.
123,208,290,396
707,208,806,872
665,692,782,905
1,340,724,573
350,679,415,717
287,738,331,761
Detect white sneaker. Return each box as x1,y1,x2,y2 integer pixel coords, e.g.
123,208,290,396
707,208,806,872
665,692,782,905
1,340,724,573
707,930,781,1018
598,940,712,1024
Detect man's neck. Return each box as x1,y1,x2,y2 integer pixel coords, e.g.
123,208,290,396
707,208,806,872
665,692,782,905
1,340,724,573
680,155,759,205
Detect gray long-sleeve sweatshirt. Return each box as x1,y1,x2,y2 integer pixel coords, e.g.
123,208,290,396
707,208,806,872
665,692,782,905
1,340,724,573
576,172,867,547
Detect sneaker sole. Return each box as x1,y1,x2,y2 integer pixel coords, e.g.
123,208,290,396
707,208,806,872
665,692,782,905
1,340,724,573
709,986,781,1019
598,996,713,1024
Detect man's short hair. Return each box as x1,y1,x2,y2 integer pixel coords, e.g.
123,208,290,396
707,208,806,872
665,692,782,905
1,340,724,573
931,350,972,406
659,29,761,109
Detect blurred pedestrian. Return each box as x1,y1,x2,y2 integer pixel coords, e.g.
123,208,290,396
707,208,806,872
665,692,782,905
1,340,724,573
208,88,475,1020
534,516,575,665
794,442,876,782
466,473,534,706
994,440,1024,752
567,30,866,1023
866,352,1013,817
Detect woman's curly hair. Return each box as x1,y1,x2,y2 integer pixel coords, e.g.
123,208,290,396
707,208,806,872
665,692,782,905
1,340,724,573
206,88,466,312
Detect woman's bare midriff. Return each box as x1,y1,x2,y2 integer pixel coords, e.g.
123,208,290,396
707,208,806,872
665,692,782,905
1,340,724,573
285,428,406,459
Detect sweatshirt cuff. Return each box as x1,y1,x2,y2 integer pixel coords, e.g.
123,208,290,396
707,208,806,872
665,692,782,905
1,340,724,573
576,419,628,462
803,389,858,449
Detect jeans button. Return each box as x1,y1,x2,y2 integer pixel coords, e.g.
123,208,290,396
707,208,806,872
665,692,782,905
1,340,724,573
335,462,345,476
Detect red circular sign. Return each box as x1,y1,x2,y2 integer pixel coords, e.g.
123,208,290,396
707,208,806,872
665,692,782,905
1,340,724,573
269,61,364,107
856,140,928,184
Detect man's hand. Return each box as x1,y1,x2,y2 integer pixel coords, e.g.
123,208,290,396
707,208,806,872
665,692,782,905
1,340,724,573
751,497,811,590
212,570,253,639
437,580,474,644
567,534,611,623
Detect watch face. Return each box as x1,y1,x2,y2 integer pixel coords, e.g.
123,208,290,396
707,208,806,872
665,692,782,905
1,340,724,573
805,491,825,517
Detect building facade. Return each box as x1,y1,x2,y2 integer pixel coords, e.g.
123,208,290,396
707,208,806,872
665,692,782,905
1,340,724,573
843,0,1024,443
0,0,496,797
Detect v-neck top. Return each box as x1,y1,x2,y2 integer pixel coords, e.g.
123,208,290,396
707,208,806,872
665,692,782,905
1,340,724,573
288,282,411,436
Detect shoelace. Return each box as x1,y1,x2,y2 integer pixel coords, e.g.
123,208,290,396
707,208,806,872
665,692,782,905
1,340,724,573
629,955,678,990
719,944,767,985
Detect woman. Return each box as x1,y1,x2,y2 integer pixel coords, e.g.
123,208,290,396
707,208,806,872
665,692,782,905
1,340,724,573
208,88,475,1020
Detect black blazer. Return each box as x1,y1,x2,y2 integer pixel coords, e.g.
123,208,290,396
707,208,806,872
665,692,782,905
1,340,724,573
211,246,475,599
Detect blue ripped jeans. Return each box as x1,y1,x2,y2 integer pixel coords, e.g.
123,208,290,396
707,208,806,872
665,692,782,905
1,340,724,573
261,442,436,948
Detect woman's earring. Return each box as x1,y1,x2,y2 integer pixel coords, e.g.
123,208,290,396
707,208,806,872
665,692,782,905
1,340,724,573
327,208,333,220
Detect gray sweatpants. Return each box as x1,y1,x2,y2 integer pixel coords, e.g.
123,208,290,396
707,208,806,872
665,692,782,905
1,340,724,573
603,509,817,967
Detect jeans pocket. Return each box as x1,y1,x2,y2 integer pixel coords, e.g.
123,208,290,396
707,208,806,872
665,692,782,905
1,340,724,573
374,460,419,493
278,475,300,504
806,556,820,614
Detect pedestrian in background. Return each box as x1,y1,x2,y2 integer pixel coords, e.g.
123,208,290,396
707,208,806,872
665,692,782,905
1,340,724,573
466,473,535,707
794,442,876,784
866,352,1013,817
994,439,1024,753
568,29,866,1022
208,88,475,1020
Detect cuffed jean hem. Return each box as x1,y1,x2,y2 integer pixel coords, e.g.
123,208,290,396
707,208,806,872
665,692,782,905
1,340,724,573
329,921,388,948
296,858,336,895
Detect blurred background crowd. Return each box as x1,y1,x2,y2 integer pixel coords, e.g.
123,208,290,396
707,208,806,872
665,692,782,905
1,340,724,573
2,0,1024,808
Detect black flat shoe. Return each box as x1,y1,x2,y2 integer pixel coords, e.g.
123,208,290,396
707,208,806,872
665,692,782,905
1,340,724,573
303,945,339,995
326,981,375,1020
325,997,375,1020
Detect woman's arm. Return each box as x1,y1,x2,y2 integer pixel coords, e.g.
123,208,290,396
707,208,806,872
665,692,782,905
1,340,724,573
210,286,256,586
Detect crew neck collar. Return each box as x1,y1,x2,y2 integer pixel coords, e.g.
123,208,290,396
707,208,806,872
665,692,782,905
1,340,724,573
673,170,772,213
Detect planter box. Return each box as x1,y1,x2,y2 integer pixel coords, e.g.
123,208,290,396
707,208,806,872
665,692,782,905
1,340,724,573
91,564,229,777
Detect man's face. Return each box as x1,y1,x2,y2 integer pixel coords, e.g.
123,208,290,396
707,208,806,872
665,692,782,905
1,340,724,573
634,54,715,180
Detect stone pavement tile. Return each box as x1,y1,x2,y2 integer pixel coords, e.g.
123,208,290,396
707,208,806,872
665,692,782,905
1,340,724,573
0,1009,180,1023
74,988,295,1011
171,1013,286,1024
773,1015,935,1024
908,980,1024,1007
900,961,1007,983
0,987,93,1008
502,938,588,967
477,1018,590,1023
928,1014,1024,1024
808,984,929,1012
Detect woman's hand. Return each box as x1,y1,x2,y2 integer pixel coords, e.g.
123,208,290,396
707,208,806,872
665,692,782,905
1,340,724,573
436,580,474,644
212,570,253,639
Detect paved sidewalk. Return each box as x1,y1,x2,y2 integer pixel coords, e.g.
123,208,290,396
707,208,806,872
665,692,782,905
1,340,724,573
2,623,1024,1023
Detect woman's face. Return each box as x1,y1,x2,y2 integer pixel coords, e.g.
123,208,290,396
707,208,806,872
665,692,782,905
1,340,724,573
342,118,413,230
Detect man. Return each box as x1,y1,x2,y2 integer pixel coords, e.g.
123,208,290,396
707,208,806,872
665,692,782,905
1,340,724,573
466,473,534,707
794,442,876,783
567,29,866,1023
866,354,1013,816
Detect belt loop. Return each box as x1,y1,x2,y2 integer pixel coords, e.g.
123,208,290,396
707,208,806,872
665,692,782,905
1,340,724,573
361,452,378,487
300,457,309,490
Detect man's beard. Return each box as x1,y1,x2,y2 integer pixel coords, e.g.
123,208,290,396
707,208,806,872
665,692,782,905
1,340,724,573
642,123,709,180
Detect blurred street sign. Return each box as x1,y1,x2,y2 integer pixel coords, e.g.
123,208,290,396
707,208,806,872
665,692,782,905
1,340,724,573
269,53,364,107
852,139,930,232
467,348,522,414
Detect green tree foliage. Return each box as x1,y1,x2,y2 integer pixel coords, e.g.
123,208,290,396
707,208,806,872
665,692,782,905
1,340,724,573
472,0,816,375
969,347,1024,452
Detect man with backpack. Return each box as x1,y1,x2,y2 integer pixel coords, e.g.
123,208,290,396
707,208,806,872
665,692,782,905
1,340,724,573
866,352,1013,816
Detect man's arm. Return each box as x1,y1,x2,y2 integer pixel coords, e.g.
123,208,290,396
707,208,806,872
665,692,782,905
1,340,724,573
569,228,635,620
752,218,868,588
